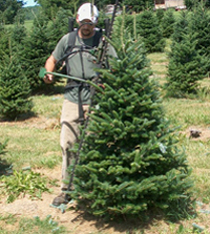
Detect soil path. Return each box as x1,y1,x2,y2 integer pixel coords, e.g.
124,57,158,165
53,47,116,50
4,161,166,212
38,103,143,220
0,166,131,234
0,116,131,233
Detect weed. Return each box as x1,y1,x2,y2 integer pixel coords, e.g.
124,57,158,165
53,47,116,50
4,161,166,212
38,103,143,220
0,139,8,155
0,169,51,203
32,215,66,233
0,214,17,225
0,215,67,234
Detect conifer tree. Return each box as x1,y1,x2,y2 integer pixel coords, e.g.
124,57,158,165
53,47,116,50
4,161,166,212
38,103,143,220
155,9,165,24
47,8,71,53
189,3,210,75
136,10,165,53
185,0,210,9
161,9,175,38
112,14,135,41
184,0,196,10
205,0,210,7
0,16,32,120
0,26,10,64
72,27,193,219
172,10,189,43
21,11,50,91
190,3,210,55
165,32,207,97
9,14,27,63
120,0,154,12
0,54,33,120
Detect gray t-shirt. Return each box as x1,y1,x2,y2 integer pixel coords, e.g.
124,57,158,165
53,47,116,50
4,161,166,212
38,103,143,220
52,31,117,104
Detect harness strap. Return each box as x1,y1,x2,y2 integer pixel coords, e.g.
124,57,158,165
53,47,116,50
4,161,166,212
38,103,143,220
59,29,103,123
78,46,85,123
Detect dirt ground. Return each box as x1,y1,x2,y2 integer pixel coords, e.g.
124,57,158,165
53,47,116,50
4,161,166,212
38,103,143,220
0,165,156,234
0,165,132,234
0,117,141,234
1,117,210,233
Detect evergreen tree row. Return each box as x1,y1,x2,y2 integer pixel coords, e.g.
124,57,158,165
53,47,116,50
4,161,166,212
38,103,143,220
0,7,167,120
165,4,210,97
113,10,167,53
0,8,71,120
1,3,210,117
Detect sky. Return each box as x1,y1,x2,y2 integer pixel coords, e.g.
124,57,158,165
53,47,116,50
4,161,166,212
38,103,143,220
24,0,37,7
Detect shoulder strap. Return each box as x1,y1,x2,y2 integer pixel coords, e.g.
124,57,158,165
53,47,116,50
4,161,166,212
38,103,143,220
56,31,77,65
68,17,75,32
68,29,102,49
58,29,102,66
68,30,77,49
68,29,103,49
92,30,103,47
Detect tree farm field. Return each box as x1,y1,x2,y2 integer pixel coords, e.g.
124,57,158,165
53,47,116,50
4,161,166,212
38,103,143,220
1,51,210,233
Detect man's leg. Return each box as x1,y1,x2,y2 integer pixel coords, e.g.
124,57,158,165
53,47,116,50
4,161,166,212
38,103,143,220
52,99,79,206
52,99,89,206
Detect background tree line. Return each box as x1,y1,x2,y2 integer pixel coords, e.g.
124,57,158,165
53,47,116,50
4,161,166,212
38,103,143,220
0,0,210,118
1,0,158,24
2,0,210,25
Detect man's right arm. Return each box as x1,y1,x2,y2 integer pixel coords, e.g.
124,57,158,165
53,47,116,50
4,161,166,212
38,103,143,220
43,55,57,84
44,34,69,84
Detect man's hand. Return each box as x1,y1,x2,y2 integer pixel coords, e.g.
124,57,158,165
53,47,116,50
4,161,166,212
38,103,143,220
43,74,54,84
98,83,105,89
43,55,57,84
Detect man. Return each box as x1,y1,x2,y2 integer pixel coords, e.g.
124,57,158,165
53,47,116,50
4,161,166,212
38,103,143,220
44,3,117,206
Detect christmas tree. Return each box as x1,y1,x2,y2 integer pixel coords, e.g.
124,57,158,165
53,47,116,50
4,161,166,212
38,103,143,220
171,11,189,44
0,54,33,120
161,9,175,38
21,11,50,91
47,8,70,53
0,26,10,65
0,19,33,120
189,3,210,75
136,10,165,53
165,11,209,98
72,26,194,219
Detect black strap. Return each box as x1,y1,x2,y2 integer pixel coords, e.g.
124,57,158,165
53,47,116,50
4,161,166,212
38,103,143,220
92,30,102,47
68,17,75,32
68,31,77,51
58,30,103,123
56,31,77,65
57,29,103,66
68,30,102,51
104,18,110,36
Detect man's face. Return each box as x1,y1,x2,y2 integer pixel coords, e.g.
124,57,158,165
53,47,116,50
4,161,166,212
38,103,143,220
79,19,95,38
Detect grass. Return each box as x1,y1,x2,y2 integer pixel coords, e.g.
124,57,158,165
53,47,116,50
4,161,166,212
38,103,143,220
24,20,34,31
1,48,210,233
0,94,63,170
0,124,61,169
0,214,67,233
1,170,49,203
163,98,210,127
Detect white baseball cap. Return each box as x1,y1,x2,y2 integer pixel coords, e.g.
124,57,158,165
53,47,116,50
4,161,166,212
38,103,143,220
77,3,99,24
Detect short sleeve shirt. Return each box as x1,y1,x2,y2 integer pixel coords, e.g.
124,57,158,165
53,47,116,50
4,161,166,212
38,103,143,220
52,31,117,104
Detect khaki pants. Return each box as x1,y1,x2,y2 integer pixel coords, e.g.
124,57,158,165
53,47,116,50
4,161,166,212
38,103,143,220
60,99,89,190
